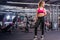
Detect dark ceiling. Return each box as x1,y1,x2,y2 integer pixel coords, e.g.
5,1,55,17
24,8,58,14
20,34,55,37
0,0,60,7
0,0,60,3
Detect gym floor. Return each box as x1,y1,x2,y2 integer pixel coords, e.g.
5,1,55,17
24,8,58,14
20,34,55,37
0,29,60,40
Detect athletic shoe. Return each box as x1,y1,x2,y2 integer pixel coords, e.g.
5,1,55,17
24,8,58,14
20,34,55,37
41,35,44,40
33,35,38,40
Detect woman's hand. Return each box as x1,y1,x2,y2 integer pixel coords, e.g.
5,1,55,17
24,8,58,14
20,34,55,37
44,13,47,16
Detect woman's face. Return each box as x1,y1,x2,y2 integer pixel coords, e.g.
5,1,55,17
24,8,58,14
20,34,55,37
42,2,45,7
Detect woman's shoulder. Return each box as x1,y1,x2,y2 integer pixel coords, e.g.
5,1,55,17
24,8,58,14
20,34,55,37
37,8,45,10
43,8,47,10
37,8,40,10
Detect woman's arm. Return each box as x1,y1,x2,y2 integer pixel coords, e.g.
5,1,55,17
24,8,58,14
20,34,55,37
44,8,47,16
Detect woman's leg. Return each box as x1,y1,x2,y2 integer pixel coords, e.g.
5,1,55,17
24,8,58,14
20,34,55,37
34,18,40,37
41,21,44,35
40,17,44,38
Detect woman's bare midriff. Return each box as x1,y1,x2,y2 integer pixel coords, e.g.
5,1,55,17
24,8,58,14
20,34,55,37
37,13,45,17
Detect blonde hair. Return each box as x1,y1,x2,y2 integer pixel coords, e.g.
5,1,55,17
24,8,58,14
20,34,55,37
38,1,45,7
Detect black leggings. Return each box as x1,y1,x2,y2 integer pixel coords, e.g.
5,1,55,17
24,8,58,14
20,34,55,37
34,17,44,35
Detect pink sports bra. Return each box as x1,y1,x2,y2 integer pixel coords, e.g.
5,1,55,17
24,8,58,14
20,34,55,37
37,8,45,14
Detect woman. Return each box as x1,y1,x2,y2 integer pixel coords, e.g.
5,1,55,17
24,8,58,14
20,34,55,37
34,1,47,40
